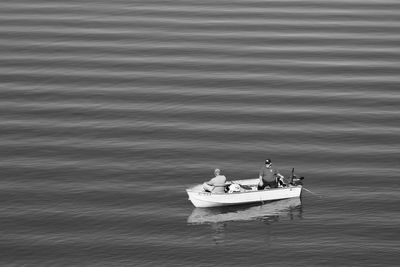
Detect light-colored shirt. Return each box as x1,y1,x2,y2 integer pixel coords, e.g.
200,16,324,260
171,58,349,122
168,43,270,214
203,175,227,193
208,175,226,186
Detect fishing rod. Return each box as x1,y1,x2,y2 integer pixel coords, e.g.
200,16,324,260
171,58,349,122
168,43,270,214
302,187,320,197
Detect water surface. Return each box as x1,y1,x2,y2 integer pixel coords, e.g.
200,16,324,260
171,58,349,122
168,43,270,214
0,0,399,266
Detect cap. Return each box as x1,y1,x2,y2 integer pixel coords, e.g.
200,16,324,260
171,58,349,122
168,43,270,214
214,168,221,174
265,159,272,164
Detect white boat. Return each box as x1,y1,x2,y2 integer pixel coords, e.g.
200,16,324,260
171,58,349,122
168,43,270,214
187,197,302,224
186,178,303,208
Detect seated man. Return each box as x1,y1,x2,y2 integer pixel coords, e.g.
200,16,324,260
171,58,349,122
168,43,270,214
203,168,227,193
258,159,285,190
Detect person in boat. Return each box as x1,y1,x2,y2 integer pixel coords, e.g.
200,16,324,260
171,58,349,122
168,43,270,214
203,168,227,193
258,159,285,190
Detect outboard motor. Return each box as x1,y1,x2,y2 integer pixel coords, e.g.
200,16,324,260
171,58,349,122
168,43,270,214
290,168,304,186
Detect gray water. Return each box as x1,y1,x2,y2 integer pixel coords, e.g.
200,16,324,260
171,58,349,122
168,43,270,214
0,0,399,266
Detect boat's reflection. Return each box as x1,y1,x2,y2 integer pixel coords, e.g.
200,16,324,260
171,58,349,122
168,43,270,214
188,198,303,244
188,197,302,225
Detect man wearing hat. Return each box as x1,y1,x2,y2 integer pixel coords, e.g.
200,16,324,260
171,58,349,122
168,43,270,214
258,159,285,190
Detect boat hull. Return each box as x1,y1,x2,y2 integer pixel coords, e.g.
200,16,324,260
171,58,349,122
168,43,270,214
187,197,302,224
186,179,302,208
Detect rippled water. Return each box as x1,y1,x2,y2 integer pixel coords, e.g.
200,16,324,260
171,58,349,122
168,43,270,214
1,0,399,266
